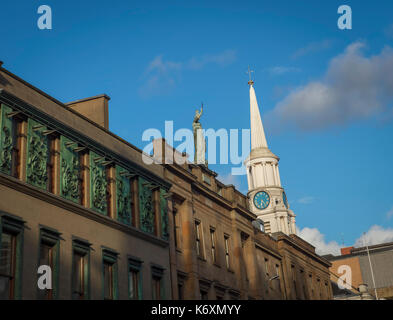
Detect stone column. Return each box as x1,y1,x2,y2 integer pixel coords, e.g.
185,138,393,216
262,162,268,187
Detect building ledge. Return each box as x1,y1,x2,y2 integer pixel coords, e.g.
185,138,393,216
0,173,169,248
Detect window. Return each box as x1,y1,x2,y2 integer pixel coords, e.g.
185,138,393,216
178,283,184,300
106,166,113,218
0,214,24,300
200,290,208,300
151,265,165,300
317,278,322,300
202,174,211,185
264,258,269,277
264,221,271,234
102,248,118,300
210,228,216,264
72,239,91,300
130,176,138,227
173,207,181,249
224,235,230,269
309,274,314,299
46,135,56,193
11,117,22,179
152,277,161,300
79,151,87,206
291,264,297,299
300,269,306,300
177,272,187,300
128,257,143,300
0,232,16,300
195,220,203,258
38,227,61,300
275,264,281,292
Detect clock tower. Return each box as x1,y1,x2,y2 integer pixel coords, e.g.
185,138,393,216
244,77,296,235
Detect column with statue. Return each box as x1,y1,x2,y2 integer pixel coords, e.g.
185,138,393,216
192,104,207,165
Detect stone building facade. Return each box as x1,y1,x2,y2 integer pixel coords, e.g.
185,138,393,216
0,64,171,300
153,139,333,300
0,63,333,300
326,243,393,300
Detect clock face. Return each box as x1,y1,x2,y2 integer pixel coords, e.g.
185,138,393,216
253,191,270,210
283,191,288,209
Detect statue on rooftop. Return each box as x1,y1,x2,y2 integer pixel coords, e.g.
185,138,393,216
192,104,206,165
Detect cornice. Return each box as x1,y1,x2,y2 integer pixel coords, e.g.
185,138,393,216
0,173,169,248
0,89,171,190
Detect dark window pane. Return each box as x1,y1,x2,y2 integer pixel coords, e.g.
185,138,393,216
0,276,10,300
104,262,113,300
0,233,12,276
38,243,53,300
152,277,161,300
72,252,85,299
129,270,139,299
0,233,14,299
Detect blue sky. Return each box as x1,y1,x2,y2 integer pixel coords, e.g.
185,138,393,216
1,0,393,254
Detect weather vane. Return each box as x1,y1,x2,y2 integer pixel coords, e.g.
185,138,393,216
246,66,254,85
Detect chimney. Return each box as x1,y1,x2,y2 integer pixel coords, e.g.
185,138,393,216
66,94,110,129
340,246,354,256
152,138,189,166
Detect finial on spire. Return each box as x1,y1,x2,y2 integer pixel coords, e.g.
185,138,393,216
246,66,254,86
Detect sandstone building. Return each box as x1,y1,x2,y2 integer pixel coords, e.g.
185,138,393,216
0,64,171,299
0,63,332,299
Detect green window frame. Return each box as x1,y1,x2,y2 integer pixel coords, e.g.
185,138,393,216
60,136,81,204
115,165,132,225
71,238,91,300
90,151,108,215
128,256,143,300
37,226,61,300
26,118,49,190
138,177,155,235
0,104,15,176
151,264,165,300
0,213,25,300
102,248,118,300
159,189,169,240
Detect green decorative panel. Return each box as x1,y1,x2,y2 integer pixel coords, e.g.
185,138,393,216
160,189,169,240
0,104,13,175
60,136,80,203
139,177,155,234
89,151,107,215
26,118,48,190
115,165,132,225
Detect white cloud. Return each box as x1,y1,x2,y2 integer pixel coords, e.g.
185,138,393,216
354,225,393,247
268,66,301,76
139,55,182,97
298,196,315,204
297,227,341,255
139,50,236,97
292,39,332,59
387,206,393,220
269,42,393,131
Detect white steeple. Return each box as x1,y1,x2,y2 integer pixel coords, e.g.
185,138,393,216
245,77,296,236
249,81,268,150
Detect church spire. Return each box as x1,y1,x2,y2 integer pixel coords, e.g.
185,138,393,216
249,79,268,150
